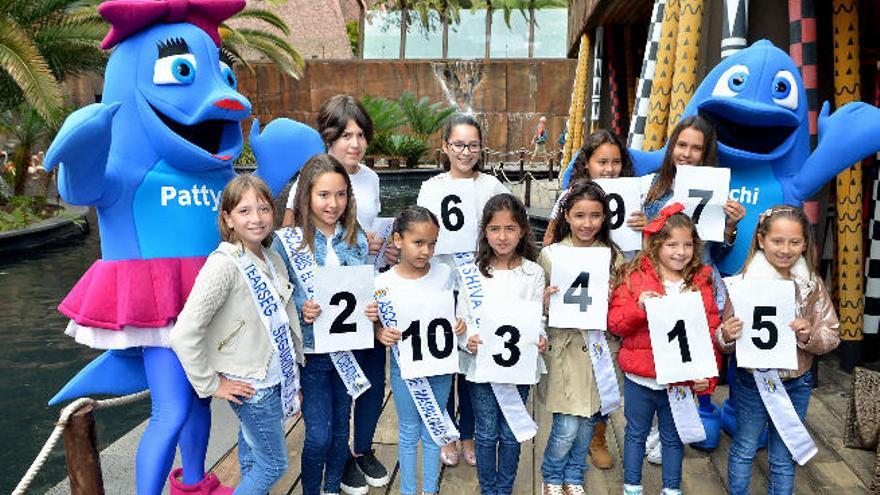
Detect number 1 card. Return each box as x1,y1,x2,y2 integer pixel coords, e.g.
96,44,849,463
417,178,478,254
594,177,643,252
728,279,798,370
313,265,376,353
672,165,730,242
645,291,718,384
548,245,611,330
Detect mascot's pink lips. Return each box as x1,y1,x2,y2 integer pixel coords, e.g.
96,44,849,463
148,102,240,157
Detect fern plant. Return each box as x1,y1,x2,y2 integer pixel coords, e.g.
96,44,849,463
398,92,455,143
360,95,407,156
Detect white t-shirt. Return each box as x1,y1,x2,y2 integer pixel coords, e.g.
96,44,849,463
374,262,454,294
286,164,381,233
625,278,686,391
419,171,509,289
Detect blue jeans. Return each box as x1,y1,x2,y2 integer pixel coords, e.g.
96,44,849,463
300,354,353,495
390,356,452,495
541,412,597,485
137,347,211,494
470,382,530,494
229,385,287,494
728,369,813,495
353,340,387,455
447,373,475,440
623,377,684,490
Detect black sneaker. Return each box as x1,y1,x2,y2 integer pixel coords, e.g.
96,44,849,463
340,456,368,495
355,449,391,487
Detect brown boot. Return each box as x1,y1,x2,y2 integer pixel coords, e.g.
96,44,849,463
589,421,613,469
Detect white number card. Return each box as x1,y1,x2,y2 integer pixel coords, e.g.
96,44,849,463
394,290,459,379
548,245,611,330
672,165,730,242
474,298,542,385
728,279,798,370
370,217,394,271
417,178,478,254
594,177,643,251
313,265,376,353
645,291,718,384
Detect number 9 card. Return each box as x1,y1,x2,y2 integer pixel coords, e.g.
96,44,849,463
548,245,611,330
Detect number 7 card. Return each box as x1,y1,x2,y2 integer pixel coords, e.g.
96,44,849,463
672,165,730,242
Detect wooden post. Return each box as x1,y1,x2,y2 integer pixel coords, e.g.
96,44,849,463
548,155,555,179
524,173,532,208
519,149,525,178
63,404,104,494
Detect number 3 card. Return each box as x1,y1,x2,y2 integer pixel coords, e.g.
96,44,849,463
594,177,642,252
474,298,542,385
548,246,611,330
394,290,459,379
313,265,376,353
645,291,718,384
728,279,798,370
672,165,730,242
417,178,478,254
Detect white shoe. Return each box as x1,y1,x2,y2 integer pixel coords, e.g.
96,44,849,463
623,484,643,495
661,489,682,495
645,426,662,464
647,439,662,465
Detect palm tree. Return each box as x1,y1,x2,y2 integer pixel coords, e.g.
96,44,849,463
220,7,305,79
0,0,106,124
0,103,52,195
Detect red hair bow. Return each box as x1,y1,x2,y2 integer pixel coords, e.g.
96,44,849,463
99,0,246,50
643,202,685,237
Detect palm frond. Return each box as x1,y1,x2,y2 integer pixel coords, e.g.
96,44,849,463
227,8,290,36
228,28,303,77
220,41,256,76
0,16,62,121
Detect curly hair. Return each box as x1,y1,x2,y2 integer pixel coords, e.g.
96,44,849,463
617,213,705,292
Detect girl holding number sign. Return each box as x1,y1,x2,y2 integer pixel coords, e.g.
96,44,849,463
608,203,721,495
538,180,624,495
374,206,467,495
718,206,839,495
459,193,548,495
273,155,379,495
170,175,302,494
422,114,509,466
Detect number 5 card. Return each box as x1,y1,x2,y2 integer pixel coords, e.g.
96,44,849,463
394,290,459,379
474,298,542,385
548,246,611,330
417,178,478,254
594,177,642,252
313,265,376,353
728,279,798,370
645,291,718,384
672,165,730,242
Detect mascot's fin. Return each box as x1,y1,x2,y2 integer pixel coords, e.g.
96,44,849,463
48,348,148,406
251,118,325,196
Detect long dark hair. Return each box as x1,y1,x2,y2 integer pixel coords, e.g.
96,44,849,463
289,153,360,252
476,193,537,277
645,115,719,203
570,129,633,182
550,179,620,264
440,113,483,172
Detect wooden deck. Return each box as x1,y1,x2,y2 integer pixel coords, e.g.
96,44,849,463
210,356,875,494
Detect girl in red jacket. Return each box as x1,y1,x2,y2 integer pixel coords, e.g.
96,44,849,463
608,203,721,495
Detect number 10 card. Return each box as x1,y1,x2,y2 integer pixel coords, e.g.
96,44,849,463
548,245,611,330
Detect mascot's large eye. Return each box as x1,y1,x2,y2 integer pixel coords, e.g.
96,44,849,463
712,64,750,97
771,70,798,110
220,62,238,89
153,54,197,85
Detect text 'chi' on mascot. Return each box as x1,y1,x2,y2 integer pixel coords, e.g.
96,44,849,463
563,39,880,276
42,0,324,493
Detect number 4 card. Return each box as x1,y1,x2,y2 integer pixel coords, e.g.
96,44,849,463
672,165,730,242
394,290,459,379
645,291,718,385
548,246,611,330
313,265,376,353
728,279,798,370
417,178,478,254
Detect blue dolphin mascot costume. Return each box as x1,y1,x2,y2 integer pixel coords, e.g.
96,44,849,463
43,0,323,493
564,39,880,275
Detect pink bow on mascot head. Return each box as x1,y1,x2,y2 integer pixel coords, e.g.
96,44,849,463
99,0,244,49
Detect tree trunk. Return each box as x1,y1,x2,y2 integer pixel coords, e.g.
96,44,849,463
13,145,32,196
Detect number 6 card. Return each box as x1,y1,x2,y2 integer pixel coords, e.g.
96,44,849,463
645,291,718,384
672,165,730,242
548,246,611,330
728,279,798,370
313,265,376,353
417,178,478,254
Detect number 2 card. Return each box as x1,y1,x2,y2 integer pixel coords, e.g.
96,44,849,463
672,165,730,242
313,265,376,353
417,178,478,254
645,291,718,384
548,245,611,330
728,279,798,370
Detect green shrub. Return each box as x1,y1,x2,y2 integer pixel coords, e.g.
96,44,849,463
398,92,455,142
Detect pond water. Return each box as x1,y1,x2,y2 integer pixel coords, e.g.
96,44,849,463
0,173,424,494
